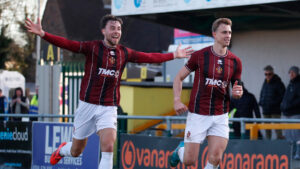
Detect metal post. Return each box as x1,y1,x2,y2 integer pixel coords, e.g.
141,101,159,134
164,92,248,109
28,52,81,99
166,116,172,137
35,0,41,84
49,62,53,121
62,63,66,121
240,118,246,139
71,63,75,115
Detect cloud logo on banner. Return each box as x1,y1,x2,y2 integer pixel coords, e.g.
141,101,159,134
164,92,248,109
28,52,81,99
134,0,142,8
114,0,122,9
184,0,191,3
121,140,136,169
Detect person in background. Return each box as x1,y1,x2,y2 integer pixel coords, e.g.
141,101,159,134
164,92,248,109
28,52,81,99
0,89,6,121
259,65,285,139
10,87,29,121
281,66,300,159
29,86,39,121
230,84,261,139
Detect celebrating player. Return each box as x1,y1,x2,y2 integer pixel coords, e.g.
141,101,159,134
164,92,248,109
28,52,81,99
25,14,193,169
169,18,243,169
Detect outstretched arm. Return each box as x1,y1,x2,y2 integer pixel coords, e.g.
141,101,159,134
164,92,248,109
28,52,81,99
173,67,190,115
128,44,193,63
25,18,85,54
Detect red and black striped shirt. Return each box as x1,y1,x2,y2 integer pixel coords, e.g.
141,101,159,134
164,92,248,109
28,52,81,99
185,46,242,115
43,32,174,106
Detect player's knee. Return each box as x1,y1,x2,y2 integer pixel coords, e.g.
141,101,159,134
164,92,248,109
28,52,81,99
209,154,222,165
71,148,83,157
102,142,114,152
183,158,196,166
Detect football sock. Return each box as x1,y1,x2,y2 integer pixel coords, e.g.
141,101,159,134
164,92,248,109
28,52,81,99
59,142,72,156
98,152,113,169
204,162,218,169
178,147,184,162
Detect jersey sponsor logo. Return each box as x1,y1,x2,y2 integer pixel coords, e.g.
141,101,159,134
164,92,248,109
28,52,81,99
217,59,223,65
98,68,119,78
205,78,228,88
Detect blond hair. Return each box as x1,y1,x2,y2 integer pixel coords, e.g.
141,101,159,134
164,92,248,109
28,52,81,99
212,18,232,33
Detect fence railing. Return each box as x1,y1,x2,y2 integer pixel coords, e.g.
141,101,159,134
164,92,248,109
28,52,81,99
1,114,300,138
61,62,84,119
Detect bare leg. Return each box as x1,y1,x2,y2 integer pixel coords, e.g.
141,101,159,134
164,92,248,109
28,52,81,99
182,142,200,166
70,138,88,157
97,128,117,169
206,136,228,166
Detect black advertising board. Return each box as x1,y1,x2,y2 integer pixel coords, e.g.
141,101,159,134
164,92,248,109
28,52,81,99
120,134,291,169
0,122,32,169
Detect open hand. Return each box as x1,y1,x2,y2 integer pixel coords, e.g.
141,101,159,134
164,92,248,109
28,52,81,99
25,18,45,37
173,44,194,59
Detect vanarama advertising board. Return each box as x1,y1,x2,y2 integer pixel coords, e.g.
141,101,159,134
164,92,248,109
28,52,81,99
31,122,100,169
120,134,291,169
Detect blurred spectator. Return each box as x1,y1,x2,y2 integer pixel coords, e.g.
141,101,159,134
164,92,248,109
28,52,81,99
25,88,31,100
230,84,261,139
281,66,300,159
29,86,39,121
259,65,285,139
0,89,6,121
10,87,29,121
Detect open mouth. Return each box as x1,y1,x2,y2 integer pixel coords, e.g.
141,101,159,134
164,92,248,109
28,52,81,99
112,34,120,40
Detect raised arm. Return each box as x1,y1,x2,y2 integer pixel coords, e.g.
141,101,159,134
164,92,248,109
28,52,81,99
25,18,45,37
173,67,190,115
25,18,84,53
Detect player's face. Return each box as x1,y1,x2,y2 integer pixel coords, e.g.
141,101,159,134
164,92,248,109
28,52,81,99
102,20,122,47
213,24,232,47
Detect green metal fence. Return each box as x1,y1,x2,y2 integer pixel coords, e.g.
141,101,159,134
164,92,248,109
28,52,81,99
61,62,84,121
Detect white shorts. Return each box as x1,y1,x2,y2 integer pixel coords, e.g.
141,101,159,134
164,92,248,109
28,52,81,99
184,112,229,143
72,100,117,140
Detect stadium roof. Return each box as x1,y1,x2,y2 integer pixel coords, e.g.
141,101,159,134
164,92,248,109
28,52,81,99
112,0,300,35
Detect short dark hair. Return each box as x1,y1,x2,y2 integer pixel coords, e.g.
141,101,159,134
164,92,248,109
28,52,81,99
0,89,2,92
100,14,123,29
212,18,232,33
264,65,274,72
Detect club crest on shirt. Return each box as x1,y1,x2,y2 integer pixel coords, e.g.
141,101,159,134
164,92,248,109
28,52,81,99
109,56,115,64
216,66,223,74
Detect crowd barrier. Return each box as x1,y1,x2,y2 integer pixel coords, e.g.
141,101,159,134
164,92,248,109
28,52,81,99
0,114,300,169
1,114,300,138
